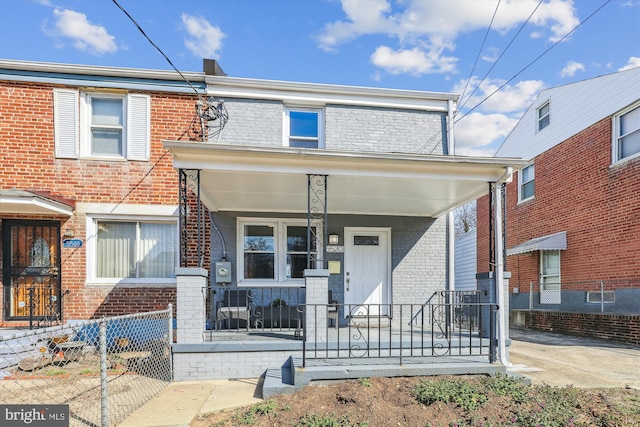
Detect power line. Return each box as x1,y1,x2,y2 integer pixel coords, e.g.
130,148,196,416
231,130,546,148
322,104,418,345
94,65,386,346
454,0,612,125
111,0,202,98
458,0,501,111
457,0,544,114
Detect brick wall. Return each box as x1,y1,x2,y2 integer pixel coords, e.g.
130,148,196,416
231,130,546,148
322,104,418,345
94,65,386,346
521,310,640,346
0,80,197,325
478,117,640,291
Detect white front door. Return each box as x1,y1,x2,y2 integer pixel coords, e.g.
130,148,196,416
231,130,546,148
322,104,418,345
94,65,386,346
344,228,390,317
540,250,561,304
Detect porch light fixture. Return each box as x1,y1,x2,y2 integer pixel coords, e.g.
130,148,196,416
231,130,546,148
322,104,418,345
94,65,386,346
63,229,75,238
328,234,339,245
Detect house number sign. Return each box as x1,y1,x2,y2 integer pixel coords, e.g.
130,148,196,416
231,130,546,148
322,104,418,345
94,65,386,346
62,239,83,248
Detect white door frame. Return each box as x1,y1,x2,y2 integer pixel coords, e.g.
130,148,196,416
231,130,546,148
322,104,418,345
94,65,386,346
343,227,392,317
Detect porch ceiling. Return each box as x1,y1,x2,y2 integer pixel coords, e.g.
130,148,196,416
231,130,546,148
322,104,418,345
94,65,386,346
163,142,527,217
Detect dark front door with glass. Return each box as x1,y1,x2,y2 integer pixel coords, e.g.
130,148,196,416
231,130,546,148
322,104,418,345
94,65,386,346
2,220,62,324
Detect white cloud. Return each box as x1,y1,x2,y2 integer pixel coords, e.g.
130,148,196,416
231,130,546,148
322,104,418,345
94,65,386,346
619,56,640,71
560,61,585,77
318,0,580,75
49,8,117,55
181,14,225,59
454,112,519,156
371,46,457,75
453,77,544,114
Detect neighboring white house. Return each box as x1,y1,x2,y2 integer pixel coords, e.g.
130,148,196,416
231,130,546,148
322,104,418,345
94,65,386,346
455,229,477,292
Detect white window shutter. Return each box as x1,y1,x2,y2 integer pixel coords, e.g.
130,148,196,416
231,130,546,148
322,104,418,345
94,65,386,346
54,89,79,158
127,94,150,161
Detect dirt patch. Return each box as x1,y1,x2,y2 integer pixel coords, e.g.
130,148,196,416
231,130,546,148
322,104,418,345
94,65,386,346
192,375,640,426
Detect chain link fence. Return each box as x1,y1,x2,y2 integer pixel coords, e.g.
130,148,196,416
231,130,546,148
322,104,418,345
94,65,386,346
0,306,173,427
511,278,640,314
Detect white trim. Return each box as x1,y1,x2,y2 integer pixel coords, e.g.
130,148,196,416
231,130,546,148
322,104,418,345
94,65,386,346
536,100,550,132
85,212,179,286
517,163,535,203
612,100,640,164
283,106,325,148
236,217,324,286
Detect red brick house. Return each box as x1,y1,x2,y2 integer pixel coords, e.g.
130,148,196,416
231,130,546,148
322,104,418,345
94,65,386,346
0,59,207,327
476,67,640,343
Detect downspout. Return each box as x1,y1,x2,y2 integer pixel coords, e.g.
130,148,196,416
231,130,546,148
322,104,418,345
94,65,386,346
447,99,456,292
494,167,513,366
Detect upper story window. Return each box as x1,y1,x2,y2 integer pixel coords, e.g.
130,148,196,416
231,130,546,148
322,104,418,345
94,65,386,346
54,89,150,161
518,163,535,202
285,107,324,148
89,96,124,156
537,102,550,132
238,218,320,285
613,102,640,163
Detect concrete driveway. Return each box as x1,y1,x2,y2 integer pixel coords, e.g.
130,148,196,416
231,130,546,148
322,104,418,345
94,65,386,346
508,327,640,389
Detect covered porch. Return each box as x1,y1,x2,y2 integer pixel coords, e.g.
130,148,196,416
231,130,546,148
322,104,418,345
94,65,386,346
163,141,526,382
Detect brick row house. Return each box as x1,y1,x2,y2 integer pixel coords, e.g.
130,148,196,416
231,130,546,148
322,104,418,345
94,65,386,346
2,58,527,381
0,59,206,327
476,67,640,344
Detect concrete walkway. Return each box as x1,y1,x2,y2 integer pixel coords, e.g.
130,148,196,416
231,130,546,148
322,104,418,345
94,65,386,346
117,328,640,426
116,378,263,427
509,327,640,389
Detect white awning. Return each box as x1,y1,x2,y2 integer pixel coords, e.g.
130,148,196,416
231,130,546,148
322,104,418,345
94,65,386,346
0,190,74,216
507,231,567,255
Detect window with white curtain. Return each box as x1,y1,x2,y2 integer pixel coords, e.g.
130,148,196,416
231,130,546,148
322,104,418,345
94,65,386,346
96,220,177,280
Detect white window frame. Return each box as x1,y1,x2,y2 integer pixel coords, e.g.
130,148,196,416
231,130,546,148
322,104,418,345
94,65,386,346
86,214,178,287
612,101,640,164
518,163,535,203
537,101,550,132
54,89,150,161
283,106,325,148
81,93,126,159
237,218,323,286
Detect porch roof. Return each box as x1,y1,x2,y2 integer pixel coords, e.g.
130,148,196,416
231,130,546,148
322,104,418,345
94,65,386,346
0,190,75,216
163,142,527,217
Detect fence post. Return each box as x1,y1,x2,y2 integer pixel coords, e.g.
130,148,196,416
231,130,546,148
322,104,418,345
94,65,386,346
100,320,108,427
529,281,533,310
600,280,605,313
168,303,174,381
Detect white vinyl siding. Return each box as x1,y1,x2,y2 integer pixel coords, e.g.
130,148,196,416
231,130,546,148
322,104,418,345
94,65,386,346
54,89,150,161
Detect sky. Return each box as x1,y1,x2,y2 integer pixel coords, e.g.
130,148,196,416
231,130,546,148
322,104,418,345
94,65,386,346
1,0,639,156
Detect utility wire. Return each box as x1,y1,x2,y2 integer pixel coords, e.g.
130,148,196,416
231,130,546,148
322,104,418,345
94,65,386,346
454,0,612,125
111,0,203,98
458,0,501,111
457,0,544,114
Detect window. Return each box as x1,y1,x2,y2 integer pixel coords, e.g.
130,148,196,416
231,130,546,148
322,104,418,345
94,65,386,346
88,218,177,283
238,219,320,284
285,108,324,148
54,89,150,161
537,102,550,131
90,96,124,156
518,163,535,202
613,103,640,162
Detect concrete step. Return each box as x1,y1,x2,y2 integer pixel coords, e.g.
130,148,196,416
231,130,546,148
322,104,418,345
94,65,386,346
262,356,296,398
262,355,508,398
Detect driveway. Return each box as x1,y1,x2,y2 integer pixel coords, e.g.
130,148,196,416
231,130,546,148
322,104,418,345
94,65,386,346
508,327,640,389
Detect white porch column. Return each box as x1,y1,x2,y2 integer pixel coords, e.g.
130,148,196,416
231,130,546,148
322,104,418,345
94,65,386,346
493,184,508,366
176,267,208,344
304,269,330,343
